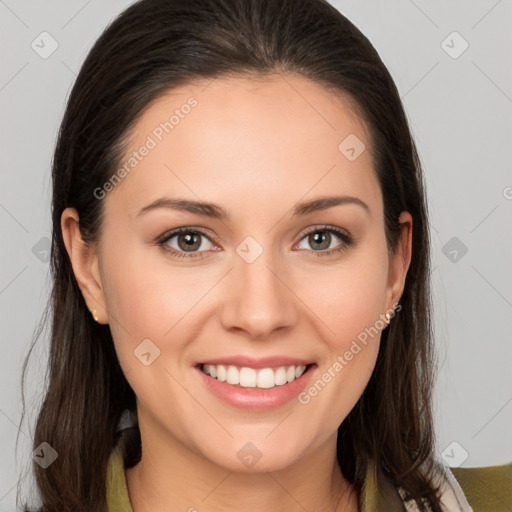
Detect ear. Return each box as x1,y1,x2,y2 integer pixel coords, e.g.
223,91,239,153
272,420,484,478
61,207,108,324
386,211,413,311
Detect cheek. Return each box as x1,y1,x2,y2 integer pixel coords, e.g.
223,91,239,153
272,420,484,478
292,244,388,414
100,243,201,337
99,247,202,417
297,277,384,437
296,250,389,348
99,244,206,387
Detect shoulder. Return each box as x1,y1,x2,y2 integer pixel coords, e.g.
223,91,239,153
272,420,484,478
449,462,512,512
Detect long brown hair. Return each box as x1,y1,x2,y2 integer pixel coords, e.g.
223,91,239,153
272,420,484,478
19,0,441,510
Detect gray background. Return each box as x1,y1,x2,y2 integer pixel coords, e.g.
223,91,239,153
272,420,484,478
1,0,511,509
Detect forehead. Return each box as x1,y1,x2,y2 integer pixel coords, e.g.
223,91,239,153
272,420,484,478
106,73,381,220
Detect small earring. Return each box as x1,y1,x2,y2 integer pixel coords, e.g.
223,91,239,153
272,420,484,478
385,312,392,325
92,309,99,322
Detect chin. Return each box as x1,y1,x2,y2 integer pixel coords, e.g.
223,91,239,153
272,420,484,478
196,436,307,474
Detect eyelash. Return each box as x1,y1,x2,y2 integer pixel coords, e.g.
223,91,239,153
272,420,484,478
156,225,354,260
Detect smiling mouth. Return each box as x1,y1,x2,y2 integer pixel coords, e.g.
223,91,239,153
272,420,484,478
198,363,316,389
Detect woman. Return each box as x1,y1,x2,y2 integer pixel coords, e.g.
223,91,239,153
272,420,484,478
20,0,511,511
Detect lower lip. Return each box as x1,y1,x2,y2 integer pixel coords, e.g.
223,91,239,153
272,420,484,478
195,365,317,411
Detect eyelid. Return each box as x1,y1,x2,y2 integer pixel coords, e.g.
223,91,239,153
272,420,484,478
157,224,354,259
293,224,353,254
157,226,218,245
298,224,351,241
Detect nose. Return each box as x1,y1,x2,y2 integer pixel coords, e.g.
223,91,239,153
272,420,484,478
219,247,298,340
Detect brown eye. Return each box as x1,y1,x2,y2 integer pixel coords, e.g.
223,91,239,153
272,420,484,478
176,232,203,252
296,225,354,257
158,228,215,259
306,230,332,251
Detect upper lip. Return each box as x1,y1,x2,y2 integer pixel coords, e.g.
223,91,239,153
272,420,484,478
197,356,315,369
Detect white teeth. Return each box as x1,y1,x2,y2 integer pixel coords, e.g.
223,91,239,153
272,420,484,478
274,367,287,385
201,364,309,389
226,365,240,385
216,365,226,382
256,368,275,389
239,367,257,388
295,365,306,378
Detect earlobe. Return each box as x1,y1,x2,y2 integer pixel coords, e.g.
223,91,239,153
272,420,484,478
60,207,108,324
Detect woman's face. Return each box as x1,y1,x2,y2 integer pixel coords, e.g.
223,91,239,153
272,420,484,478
67,73,411,472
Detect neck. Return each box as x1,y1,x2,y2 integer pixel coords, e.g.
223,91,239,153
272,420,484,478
125,420,359,512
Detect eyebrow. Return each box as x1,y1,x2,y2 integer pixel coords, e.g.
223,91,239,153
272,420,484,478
136,195,370,219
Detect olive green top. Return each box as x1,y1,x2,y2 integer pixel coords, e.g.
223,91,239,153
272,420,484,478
105,428,512,512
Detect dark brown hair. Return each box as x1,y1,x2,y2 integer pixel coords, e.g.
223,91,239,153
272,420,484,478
19,0,441,510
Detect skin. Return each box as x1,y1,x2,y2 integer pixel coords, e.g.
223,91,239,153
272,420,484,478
61,73,412,512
